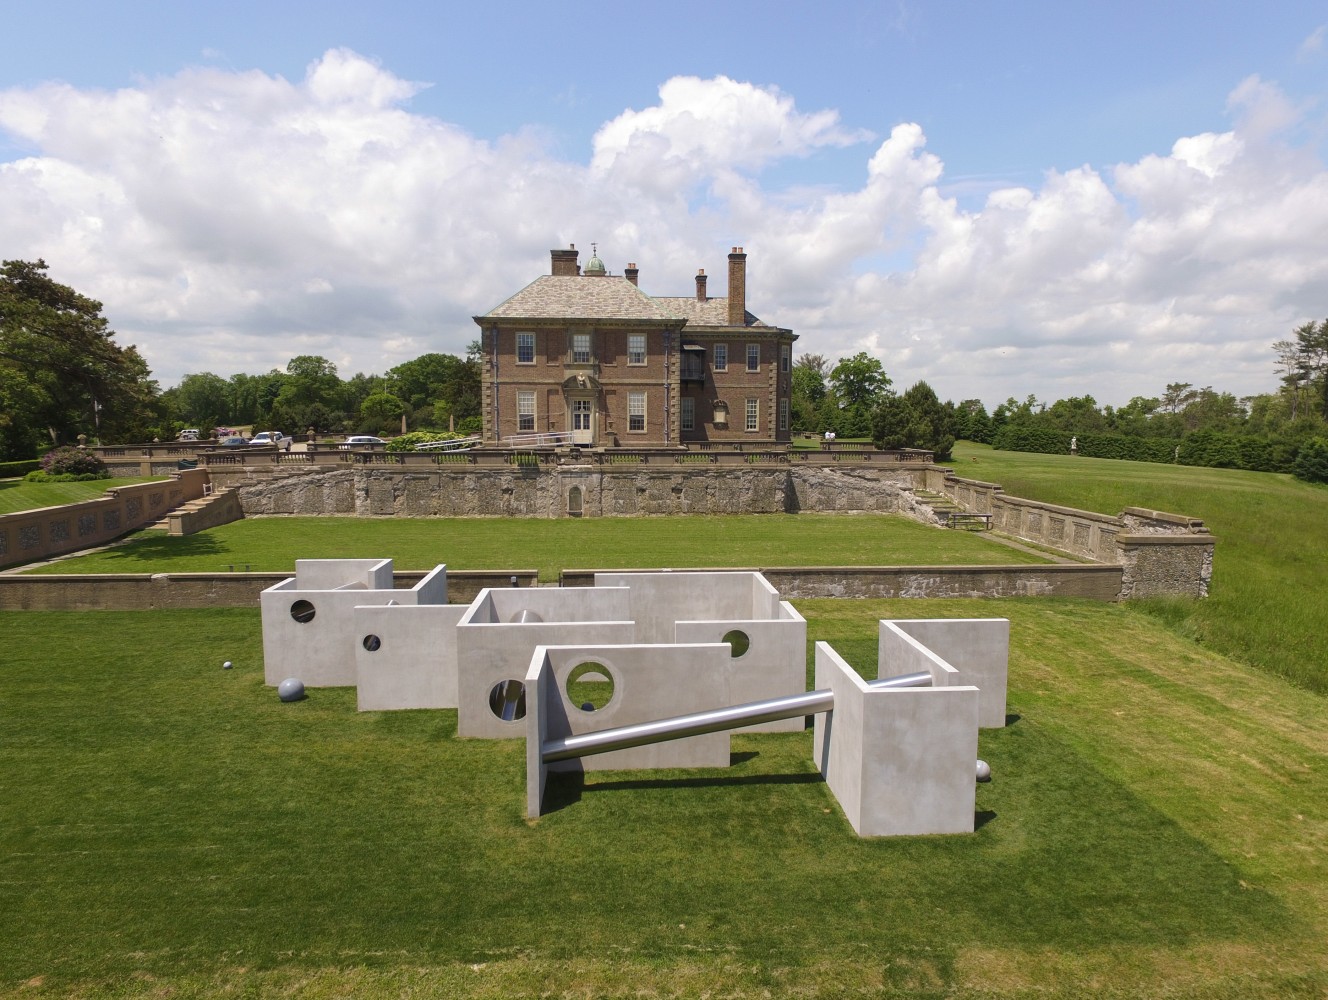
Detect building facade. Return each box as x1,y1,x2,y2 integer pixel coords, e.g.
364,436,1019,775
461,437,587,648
474,245,797,447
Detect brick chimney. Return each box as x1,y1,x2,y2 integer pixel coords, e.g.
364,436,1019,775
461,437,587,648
625,262,639,287
551,244,580,277
695,269,707,301
727,247,746,326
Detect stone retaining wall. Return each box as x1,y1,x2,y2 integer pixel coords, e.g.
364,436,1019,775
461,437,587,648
1,563,1123,609
212,464,940,521
0,470,208,570
561,564,1124,600
0,569,539,610
926,470,1215,598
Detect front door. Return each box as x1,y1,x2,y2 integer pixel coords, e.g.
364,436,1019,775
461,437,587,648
571,398,594,445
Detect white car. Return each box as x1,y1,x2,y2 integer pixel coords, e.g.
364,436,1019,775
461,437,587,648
338,435,387,449
249,431,292,451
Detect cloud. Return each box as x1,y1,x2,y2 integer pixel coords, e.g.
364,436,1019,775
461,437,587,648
2,50,1327,408
1297,24,1325,61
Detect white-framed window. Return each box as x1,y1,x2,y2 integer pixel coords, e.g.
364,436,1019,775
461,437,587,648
628,392,646,432
747,343,760,372
745,397,759,431
779,398,789,431
572,333,591,364
681,397,695,431
713,343,728,371
628,334,646,365
517,332,535,364
517,390,535,431
713,401,729,426
781,345,790,373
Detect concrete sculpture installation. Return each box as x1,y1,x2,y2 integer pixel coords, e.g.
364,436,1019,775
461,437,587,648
256,557,1010,838
260,559,448,687
525,637,987,836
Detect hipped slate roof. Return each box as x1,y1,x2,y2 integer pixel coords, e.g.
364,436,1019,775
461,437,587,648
478,276,682,323
654,296,768,329
477,276,776,329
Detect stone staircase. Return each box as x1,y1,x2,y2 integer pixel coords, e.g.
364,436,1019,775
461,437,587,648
912,489,964,525
145,485,244,536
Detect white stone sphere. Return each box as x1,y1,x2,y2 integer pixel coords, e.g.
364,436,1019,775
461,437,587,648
222,661,233,670
976,759,992,782
278,678,305,702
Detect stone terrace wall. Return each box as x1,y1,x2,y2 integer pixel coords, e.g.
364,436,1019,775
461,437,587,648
923,469,1215,598
215,464,942,521
0,470,208,570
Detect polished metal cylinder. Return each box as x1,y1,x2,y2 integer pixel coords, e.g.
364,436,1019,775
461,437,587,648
540,670,933,764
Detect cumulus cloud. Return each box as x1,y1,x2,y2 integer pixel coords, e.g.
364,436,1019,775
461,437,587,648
2,50,1327,408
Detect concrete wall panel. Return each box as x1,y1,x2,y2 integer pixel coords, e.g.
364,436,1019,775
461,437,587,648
355,604,467,710
883,619,1009,728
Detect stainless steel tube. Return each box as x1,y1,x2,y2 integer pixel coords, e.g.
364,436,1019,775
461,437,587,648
541,670,933,764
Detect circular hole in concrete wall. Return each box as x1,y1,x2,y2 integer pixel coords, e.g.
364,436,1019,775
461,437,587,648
362,634,381,652
566,661,615,712
488,679,527,722
722,629,750,658
290,599,316,624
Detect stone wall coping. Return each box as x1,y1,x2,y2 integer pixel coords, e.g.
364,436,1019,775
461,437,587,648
938,473,1006,491
1115,533,1217,546
1121,506,1208,530
991,494,1121,523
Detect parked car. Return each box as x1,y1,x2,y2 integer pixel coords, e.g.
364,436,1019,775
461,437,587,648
338,436,387,449
219,436,248,447
178,429,200,442
249,431,292,451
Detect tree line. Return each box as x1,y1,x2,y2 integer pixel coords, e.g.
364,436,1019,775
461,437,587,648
1,258,482,459
4,259,1327,482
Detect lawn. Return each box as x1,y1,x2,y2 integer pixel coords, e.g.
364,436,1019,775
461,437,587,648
951,441,1328,694
2,601,1325,998
0,476,164,515
25,512,1051,580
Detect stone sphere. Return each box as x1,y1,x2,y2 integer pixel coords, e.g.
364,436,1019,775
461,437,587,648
222,661,233,670
975,759,992,782
278,678,305,702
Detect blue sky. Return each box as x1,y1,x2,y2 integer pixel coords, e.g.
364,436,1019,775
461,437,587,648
4,1,1328,406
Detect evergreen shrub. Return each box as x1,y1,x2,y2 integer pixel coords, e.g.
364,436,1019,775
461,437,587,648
1294,437,1328,484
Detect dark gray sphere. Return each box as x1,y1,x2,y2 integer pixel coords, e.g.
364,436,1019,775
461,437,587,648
278,678,305,702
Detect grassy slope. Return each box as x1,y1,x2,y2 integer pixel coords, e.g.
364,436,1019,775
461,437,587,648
1,604,1325,999
0,477,162,515
25,512,1049,580
952,441,1328,693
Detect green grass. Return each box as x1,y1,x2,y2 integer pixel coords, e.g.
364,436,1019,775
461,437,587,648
2,602,1325,998
0,476,164,515
26,512,1050,580
952,440,1328,694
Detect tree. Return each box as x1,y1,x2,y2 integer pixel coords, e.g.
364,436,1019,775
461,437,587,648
386,350,481,429
172,372,231,431
1291,321,1328,419
789,354,830,433
359,392,407,433
0,259,159,457
1294,437,1328,484
870,381,956,459
954,399,992,443
829,353,890,411
1161,382,1198,414
270,356,345,431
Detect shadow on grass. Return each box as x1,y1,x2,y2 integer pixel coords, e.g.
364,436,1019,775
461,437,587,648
542,766,824,814
54,531,228,567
